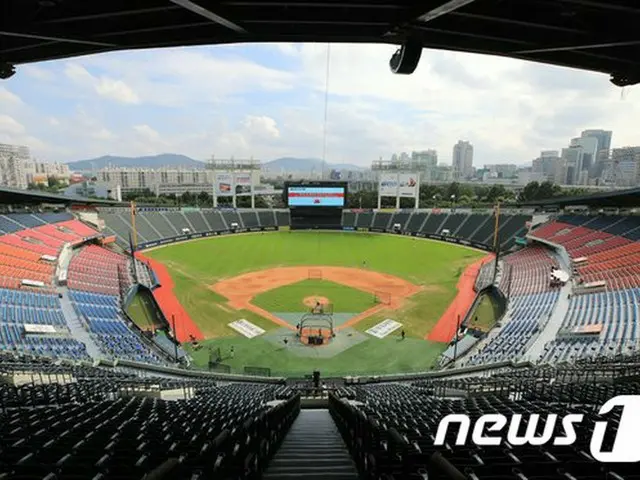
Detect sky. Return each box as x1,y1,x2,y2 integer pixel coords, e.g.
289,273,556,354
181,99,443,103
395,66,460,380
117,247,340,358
0,42,639,167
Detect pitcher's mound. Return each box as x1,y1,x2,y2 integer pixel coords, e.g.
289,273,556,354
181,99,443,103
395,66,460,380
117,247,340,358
303,296,331,308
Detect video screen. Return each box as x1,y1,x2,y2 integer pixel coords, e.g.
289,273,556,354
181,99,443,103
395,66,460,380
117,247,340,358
287,186,345,207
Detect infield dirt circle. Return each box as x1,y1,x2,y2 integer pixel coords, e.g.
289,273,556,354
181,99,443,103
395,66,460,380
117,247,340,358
210,266,422,331
303,296,331,308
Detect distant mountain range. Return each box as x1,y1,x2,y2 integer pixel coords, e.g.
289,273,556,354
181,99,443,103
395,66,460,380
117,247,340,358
66,154,363,173
262,157,362,173
66,154,205,171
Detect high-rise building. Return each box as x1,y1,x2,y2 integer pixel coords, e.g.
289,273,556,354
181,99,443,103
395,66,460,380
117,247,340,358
532,151,562,183
581,129,613,165
581,129,612,152
604,147,640,186
570,136,598,180
97,167,215,195
0,143,29,189
452,140,473,179
484,164,518,179
411,150,438,169
23,161,71,186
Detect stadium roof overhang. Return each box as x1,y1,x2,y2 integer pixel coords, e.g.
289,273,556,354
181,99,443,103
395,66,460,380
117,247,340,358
0,186,125,206
519,187,640,208
2,0,640,86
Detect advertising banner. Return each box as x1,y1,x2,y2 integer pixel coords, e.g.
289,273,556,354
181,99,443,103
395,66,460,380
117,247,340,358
379,172,398,197
398,173,419,198
234,172,252,194
215,173,233,196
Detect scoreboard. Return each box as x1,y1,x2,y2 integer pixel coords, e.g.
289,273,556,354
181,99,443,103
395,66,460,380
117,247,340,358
287,185,346,207
284,182,347,230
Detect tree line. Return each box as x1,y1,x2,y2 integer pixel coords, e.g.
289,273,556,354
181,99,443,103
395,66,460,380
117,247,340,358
121,181,591,209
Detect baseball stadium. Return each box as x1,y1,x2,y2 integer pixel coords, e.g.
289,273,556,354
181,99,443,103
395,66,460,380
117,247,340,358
2,1,640,480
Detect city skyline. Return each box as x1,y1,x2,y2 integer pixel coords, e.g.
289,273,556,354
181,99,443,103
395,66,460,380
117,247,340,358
0,43,638,167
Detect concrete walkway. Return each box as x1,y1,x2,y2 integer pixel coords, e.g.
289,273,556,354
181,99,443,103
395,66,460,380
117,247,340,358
523,282,573,362
54,246,102,360
58,287,102,360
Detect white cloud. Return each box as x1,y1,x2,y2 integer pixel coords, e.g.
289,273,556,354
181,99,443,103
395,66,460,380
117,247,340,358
91,127,116,141
78,48,294,107
2,43,639,166
0,115,26,135
134,124,161,141
95,78,140,104
243,115,281,139
64,63,139,104
0,87,23,106
22,65,55,82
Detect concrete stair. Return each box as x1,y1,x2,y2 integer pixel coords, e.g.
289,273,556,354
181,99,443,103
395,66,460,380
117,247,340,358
263,409,359,480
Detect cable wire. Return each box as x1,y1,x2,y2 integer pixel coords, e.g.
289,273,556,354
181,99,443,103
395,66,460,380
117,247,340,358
321,43,331,178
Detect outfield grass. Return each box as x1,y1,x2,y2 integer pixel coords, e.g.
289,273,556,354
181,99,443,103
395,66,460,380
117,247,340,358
145,231,484,375
252,279,375,313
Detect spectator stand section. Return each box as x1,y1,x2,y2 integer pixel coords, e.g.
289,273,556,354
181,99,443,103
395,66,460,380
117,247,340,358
99,206,285,251
0,213,105,361
67,245,169,365
330,357,640,480
340,207,530,253
100,206,532,255
528,214,640,363
452,243,564,367
0,350,299,480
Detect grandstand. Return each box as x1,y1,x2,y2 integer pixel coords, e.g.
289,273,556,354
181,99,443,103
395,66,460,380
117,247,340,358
101,207,528,252
4,0,640,475
0,203,172,366
2,186,640,479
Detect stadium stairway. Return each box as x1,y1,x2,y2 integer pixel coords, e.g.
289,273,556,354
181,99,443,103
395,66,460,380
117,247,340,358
523,281,573,361
263,409,359,480
58,287,102,359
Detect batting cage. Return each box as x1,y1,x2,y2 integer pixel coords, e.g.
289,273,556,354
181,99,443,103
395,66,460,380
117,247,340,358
297,312,334,346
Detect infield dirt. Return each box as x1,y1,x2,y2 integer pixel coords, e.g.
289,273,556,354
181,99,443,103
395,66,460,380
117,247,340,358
210,266,422,331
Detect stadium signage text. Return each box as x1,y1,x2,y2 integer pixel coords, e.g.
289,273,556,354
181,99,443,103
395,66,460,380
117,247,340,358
434,395,640,462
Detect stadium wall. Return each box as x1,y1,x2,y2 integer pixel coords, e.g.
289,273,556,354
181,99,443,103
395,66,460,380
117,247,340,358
136,225,279,250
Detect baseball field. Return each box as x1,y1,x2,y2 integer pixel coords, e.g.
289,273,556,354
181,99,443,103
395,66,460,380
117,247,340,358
142,231,488,377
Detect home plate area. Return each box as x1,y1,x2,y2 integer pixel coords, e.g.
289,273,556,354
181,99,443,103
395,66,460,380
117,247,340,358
262,327,368,358
271,313,359,328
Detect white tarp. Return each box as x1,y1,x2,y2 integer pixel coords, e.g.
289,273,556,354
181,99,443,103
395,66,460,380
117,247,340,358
551,269,570,283
228,319,265,338
366,319,402,338
23,324,56,334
